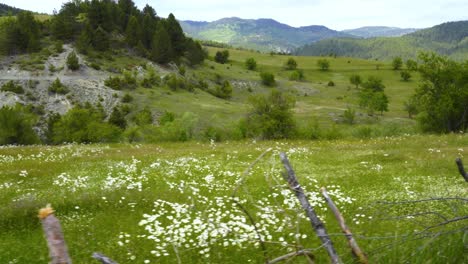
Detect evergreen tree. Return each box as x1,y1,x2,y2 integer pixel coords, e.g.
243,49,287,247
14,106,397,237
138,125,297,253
125,15,140,47
109,106,127,129
185,38,205,65
92,26,110,51
151,24,173,64
142,14,156,49
66,51,80,71
166,13,186,56
76,22,93,53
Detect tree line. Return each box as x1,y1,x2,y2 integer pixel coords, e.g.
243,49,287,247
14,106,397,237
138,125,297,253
0,0,205,65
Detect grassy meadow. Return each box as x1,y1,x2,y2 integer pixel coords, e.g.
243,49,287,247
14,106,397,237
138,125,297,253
0,134,466,263
104,46,420,134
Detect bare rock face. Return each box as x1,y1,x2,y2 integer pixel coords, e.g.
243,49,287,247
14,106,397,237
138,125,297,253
0,44,123,113
0,44,122,135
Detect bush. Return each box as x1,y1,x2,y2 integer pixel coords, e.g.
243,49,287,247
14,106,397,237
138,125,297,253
1,81,24,94
400,70,411,81
54,41,64,53
285,58,297,70
343,107,356,124
134,108,153,126
66,51,80,71
51,106,121,143
260,72,275,86
178,65,186,76
214,50,229,64
121,93,133,103
105,72,137,90
211,80,232,99
245,58,257,70
90,62,101,70
245,89,296,139
48,78,69,94
289,70,304,81
317,59,330,71
392,57,403,70
0,104,40,145
327,81,335,87
108,106,127,129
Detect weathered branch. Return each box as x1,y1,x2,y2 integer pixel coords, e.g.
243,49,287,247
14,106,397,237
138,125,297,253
455,158,468,182
268,249,315,264
92,253,118,264
39,205,72,264
321,187,368,264
280,152,342,264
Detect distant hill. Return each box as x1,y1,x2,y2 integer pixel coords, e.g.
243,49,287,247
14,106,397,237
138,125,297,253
180,17,352,52
296,21,468,60
342,26,419,38
0,3,24,16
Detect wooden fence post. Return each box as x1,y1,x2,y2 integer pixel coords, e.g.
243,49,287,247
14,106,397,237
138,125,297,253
280,153,342,264
321,187,368,264
39,205,72,264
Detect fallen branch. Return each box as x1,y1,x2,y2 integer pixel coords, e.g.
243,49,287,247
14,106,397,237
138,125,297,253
280,152,342,264
92,253,118,264
321,187,368,264
39,205,72,264
455,158,468,182
268,249,315,264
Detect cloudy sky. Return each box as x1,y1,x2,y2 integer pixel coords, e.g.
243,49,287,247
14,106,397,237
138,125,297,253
2,0,467,30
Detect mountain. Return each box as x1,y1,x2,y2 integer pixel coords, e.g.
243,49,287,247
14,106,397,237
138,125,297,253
342,26,419,38
180,17,352,52
0,3,24,16
296,21,468,60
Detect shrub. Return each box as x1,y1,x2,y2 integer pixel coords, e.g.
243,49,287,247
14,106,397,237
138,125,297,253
48,78,69,94
317,59,330,71
343,107,356,124
90,62,101,70
245,58,257,70
108,106,127,129
289,70,304,81
1,81,24,94
105,72,137,90
260,72,275,86
121,93,133,103
245,89,296,139
285,58,297,70
54,41,64,53
178,65,186,76
66,51,80,71
211,80,232,99
392,57,403,70
214,50,229,64
327,81,335,87
0,104,40,145
51,106,121,143
134,108,153,126
400,70,411,81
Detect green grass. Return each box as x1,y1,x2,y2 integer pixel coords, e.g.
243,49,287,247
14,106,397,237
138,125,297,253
107,46,420,133
0,134,466,263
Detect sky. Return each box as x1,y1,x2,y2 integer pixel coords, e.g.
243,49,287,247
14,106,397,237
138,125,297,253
2,0,467,30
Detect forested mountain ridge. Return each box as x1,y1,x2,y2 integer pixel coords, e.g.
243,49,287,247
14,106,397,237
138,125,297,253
180,17,352,52
342,26,419,38
295,21,468,60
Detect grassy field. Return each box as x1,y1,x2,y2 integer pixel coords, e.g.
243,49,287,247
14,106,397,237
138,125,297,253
100,46,421,132
0,134,466,263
